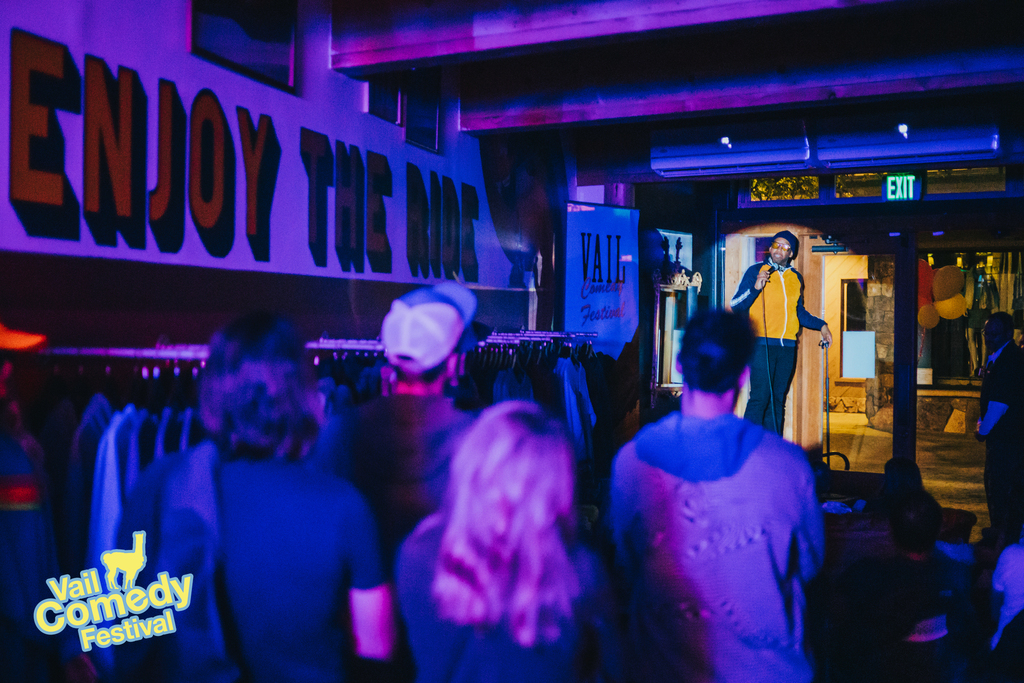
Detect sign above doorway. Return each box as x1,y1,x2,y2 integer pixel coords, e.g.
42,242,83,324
884,173,921,201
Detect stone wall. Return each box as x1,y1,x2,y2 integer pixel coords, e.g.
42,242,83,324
829,396,867,413
917,395,981,433
864,256,895,432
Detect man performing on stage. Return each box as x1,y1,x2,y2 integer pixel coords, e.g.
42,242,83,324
729,230,832,435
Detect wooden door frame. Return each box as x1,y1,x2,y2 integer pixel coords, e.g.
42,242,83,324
721,218,917,462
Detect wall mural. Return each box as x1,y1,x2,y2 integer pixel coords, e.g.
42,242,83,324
2,4,512,291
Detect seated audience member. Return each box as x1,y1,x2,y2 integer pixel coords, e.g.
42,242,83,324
853,457,975,564
860,456,924,514
397,401,620,683
116,313,393,683
611,309,824,683
833,489,979,683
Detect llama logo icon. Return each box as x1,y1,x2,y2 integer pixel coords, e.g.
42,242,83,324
100,531,147,591
35,530,193,652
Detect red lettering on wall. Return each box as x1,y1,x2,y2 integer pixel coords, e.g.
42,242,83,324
460,183,479,282
441,176,460,279
335,142,365,272
83,57,147,248
237,107,280,262
9,29,81,240
428,170,442,278
406,163,430,278
11,31,64,206
149,79,186,253
6,29,480,281
300,128,332,268
366,151,392,273
188,89,235,258
406,166,478,282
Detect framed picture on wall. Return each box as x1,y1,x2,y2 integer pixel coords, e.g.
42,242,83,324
191,0,297,91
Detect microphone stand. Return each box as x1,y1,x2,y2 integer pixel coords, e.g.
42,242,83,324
821,340,850,471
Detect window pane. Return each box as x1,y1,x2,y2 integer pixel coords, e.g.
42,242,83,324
368,73,401,124
843,279,868,332
917,250,1023,385
926,167,1005,194
749,176,819,201
835,173,884,199
192,0,296,88
405,67,441,151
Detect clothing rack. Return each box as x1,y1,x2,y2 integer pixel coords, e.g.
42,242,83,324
41,343,210,361
483,330,597,345
305,337,385,353
307,330,597,353
41,332,599,365
469,331,599,372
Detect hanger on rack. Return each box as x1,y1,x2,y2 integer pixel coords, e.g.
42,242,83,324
42,343,210,361
41,343,208,411
306,336,385,353
306,336,386,374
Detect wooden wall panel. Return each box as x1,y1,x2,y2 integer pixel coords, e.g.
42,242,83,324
823,254,869,402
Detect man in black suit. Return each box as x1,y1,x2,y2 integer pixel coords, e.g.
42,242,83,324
977,311,1024,536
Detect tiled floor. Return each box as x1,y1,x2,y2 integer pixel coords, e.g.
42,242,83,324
825,412,988,542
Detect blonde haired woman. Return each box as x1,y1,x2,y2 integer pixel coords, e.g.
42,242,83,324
397,401,619,683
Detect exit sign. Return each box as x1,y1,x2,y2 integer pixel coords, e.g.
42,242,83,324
884,173,920,201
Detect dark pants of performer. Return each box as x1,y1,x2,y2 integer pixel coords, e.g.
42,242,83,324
745,343,797,435
984,436,1022,532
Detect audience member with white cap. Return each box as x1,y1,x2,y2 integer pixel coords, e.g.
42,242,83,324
309,281,479,576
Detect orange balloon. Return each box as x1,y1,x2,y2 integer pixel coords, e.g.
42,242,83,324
918,304,940,329
932,265,965,301
934,294,967,320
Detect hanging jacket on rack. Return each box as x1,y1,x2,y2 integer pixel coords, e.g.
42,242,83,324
493,367,535,403
86,406,136,581
64,393,113,576
1,430,81,683
554,357,596,464
86,404,138,679
582,352,614,477
38,397,78,574
114,441,241,683
155,405,175,462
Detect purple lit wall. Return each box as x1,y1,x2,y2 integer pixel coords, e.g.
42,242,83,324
2,0,513,288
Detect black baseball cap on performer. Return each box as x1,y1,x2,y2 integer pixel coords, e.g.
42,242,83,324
771,230,799,258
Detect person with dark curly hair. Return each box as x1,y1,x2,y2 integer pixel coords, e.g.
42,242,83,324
611,308,824,682
729,231,831,435
116,312,393,683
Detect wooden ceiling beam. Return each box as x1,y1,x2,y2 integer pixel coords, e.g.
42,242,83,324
330,0,917,75
459,3,1024,132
